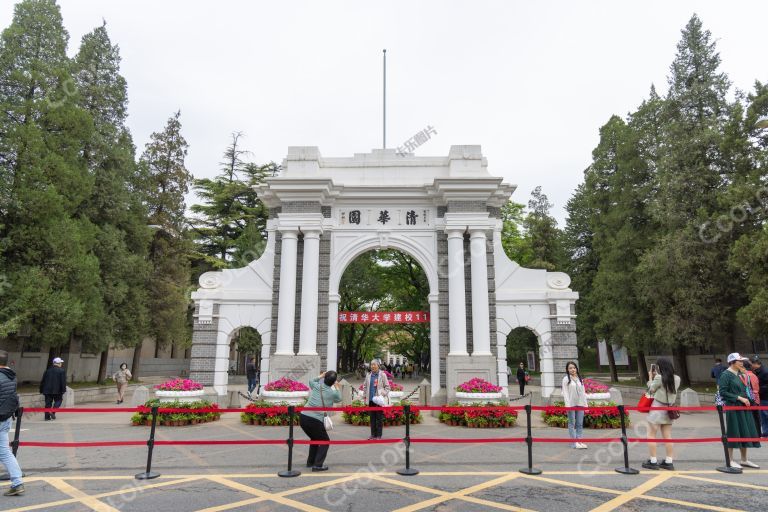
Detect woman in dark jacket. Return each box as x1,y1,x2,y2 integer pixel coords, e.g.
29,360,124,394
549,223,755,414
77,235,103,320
516,362,528,396
39,358,67,420
718,353,761,469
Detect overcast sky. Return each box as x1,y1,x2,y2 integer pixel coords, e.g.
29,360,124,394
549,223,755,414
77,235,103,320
2,1,766,223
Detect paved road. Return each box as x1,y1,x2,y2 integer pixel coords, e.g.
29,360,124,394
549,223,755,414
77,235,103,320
2,403,765,511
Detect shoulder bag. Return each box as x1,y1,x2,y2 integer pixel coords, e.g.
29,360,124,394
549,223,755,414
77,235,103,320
320,386,333,430
637,385,653,413
665,384,680,420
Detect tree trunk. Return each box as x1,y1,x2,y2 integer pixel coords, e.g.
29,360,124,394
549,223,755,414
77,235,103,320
171,342,177,359
724,330,736,355
636,349,649,382
131,342,142,382
606,342,619,383
672,344,691,387
97,350,109,384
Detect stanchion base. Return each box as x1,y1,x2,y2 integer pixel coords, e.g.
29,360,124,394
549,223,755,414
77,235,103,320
716,466,742,474
519,467,542,475
278,470,301,478
135,472,161,480
396,468,420,476
614,467,640,475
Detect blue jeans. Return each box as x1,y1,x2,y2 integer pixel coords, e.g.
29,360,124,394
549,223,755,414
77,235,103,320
761,399,768,437
567,409,584,447
247,377,258,394
0,419,22,486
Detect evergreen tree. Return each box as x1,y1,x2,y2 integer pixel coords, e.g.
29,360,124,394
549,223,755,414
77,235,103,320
0,0,98,351
137,111,193,373
73,22,151,381
522,186,564,270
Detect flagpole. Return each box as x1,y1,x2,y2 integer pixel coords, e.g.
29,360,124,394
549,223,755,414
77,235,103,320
383,49,387,149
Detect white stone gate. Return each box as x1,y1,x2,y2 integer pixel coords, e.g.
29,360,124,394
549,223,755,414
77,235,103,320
190,146,578,400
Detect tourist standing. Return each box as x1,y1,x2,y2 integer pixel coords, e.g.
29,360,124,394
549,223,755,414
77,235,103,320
562,362,588,449
742,360,762,436
362,359,390,440
750,356,768,437
516,362,528,396
246,357,258,397
711,358,726,384
112,363,132,404
39,357,67,421
642,357,681,470
0,350,23,496
717,353,761,469
300,371,342,471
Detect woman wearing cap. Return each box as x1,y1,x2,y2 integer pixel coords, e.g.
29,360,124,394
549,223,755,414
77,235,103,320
112,363,132,404
718,353,761,469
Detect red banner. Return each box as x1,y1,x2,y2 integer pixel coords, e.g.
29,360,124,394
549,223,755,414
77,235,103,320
338,311,430,324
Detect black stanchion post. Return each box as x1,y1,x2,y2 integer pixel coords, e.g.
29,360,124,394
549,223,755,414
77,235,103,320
278,405,301,477
135,406,161,480
397,404,419,476
519,404,541,475
715,404,741,474
614,405,639,475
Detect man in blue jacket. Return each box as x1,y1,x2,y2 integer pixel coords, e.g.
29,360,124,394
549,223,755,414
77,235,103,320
0,350,23,496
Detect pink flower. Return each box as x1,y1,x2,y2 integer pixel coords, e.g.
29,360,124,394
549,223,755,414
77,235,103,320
583,378,609,394
154,378,204,391
264,377,309,392
455,378,502,393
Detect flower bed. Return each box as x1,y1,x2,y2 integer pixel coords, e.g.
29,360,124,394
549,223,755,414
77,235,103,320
438,402,518,428
583,378,608,394
264,377,310,392
341,400,422,426
541,400,629,429
261,377,310,405
154,378,204,391
456,378,502,394
130,399,220,427
240,400,302,426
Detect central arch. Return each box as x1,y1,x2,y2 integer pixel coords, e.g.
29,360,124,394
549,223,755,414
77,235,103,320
327,232,441,394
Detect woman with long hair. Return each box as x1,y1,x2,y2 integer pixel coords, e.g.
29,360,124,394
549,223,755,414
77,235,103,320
561,361,587,449
642,357,681,470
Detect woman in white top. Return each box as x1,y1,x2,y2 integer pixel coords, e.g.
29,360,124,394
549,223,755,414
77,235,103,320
562,361,588,449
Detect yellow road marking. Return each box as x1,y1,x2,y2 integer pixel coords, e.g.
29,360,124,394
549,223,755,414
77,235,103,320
205,476,328,512
3,477,203,512
675,473,768,491
45,478,121,512
639,494,745,512
390,473,528,512
519,474,622,495
589,473,672,512
373,474,537,512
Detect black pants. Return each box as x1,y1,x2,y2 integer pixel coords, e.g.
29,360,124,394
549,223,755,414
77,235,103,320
519,382,525,396
299,414,330,467
44,394,63,419
369,401,383,438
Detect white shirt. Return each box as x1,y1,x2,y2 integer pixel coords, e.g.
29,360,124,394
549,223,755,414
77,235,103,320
561,375,588,407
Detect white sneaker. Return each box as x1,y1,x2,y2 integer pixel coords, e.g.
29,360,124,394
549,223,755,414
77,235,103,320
577,443,588,449
729,461,742,469
740,460,760,468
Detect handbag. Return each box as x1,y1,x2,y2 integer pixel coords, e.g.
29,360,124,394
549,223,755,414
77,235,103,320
319,385,333,431
524,373,531,383
637,393,653,413
664,387,680,420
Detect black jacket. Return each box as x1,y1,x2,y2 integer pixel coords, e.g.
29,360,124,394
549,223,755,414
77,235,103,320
0,367,19,421
754,366,768,399
246,362,257,380
517,368,527,383
40,366,67,395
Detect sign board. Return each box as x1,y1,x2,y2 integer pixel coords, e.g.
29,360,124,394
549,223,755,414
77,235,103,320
338,311,430,324
598,341,630,366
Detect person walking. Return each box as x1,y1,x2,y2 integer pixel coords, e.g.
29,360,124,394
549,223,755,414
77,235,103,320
642,357,681,470
362,359,390,440
39,357,67,420
750,356,768,437
246,357,258,397
0,350,24,496
516,362,528,396
562,362,588,449
299,371,342,472
718,353,761,469
112,363,132,404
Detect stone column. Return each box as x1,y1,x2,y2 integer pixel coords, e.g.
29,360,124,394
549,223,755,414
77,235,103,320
327,294,340,371
298,231,321,355
275,230,298,355
429,293,440,396
447,229,468,355
470,230,491,356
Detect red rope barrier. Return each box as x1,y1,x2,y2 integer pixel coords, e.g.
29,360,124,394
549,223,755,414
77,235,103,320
411,437,526,444
154,440,284,446
18,441,146,448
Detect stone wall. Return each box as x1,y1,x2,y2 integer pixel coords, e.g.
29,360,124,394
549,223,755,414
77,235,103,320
190,303,220,386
